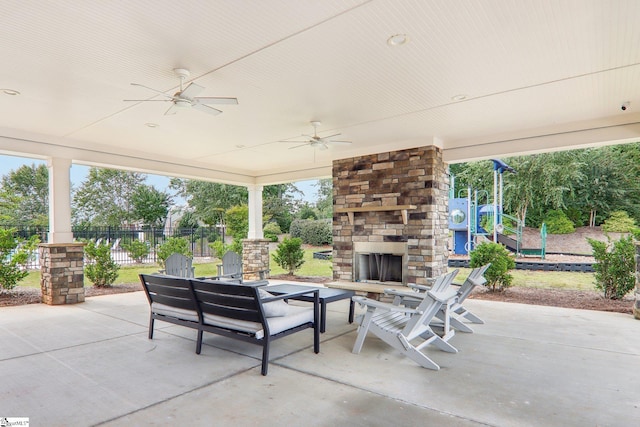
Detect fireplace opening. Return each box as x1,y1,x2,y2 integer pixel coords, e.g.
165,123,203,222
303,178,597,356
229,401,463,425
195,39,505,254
353,241,408,285
357,253,403,283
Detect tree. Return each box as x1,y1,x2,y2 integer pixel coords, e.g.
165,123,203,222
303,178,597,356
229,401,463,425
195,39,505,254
170,179,247,226
263,183,300,233
131,185,171,228
503,152,583,226
314,178,333,219
574,147,638,227
73,168,145,226
0,164,49,226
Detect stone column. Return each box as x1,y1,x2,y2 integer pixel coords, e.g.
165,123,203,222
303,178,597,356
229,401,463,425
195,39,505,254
634,243,640,319
39,243,85,305
242,239,270,280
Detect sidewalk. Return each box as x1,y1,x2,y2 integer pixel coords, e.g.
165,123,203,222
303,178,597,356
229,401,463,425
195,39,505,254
1,282,639,426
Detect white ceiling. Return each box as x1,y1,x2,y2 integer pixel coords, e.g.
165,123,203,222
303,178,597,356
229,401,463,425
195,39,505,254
1,0,640,186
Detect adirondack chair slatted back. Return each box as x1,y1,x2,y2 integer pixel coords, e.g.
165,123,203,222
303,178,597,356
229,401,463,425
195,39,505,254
402,269,458,336
164,253,195,278
218,251,243,278
191,279,263,324
457,264,490,302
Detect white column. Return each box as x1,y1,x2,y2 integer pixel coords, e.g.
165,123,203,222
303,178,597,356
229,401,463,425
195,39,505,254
247,184,264,239
47,157,74,243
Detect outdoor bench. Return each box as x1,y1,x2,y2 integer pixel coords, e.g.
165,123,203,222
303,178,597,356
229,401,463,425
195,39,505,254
139,274,320,375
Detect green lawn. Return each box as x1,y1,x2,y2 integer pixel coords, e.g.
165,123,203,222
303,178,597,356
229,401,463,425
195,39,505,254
16,248,595,292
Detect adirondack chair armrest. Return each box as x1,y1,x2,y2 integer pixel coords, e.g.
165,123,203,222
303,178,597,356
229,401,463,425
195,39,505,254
469,276,487,287
384,288,422,299
352,296,422,314
427,288,459,303
408,283,432,293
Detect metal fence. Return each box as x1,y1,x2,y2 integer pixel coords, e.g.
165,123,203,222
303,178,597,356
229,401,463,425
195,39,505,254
5,226,219,270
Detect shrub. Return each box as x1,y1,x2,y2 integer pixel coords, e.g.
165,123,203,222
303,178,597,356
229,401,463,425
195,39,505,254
225,205,248,239
469,242,515,291
84,241,120,287
121,240,150,263
543,210,575,234
587,235,635,300
209,239,230,259
156,237,192,268
263,222,282,242
289,219,332,246
273,237,305,275
602,211,636,233
0,228,39,292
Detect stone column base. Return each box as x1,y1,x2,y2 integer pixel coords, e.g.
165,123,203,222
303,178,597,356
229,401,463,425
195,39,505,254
39,243,85,305
242,239,271,280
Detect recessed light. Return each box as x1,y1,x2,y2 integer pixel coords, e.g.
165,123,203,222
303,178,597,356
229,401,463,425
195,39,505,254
451,94,467,101
2,89,20,96
387,34,408,46
145,122,159,128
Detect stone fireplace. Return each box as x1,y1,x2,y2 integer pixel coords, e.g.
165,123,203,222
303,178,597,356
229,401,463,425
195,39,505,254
332,145,449,287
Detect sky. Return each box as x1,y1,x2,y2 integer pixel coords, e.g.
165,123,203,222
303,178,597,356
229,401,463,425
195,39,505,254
0,154,320,203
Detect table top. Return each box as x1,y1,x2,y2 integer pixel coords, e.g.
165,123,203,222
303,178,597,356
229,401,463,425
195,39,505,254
266,284,355,302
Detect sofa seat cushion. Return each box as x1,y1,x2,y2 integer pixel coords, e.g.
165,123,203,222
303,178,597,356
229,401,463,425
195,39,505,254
203,305,313,340
151,302,199,323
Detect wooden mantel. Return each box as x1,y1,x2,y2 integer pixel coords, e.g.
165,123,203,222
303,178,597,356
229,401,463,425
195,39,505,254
334,205,417,225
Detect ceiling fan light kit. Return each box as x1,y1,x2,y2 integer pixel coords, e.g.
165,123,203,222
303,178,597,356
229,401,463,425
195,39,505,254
282,121,353,150
125,68,238,116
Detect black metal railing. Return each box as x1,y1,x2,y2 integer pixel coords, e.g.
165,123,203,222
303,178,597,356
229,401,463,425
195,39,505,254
2,225,220,270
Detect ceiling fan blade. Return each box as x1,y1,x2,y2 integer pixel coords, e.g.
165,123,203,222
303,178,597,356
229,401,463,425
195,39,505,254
329,140,352,145
180,82,205,99
123,99,170,102
320,133,342,140
288,143,310,150
164,104,178,115
280,140,309,144
196,96,238,105
192,103,223,115
130,83,173,99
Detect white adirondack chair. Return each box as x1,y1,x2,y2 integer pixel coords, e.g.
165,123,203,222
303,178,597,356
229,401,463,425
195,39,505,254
387,265,489,333
351,270,460,370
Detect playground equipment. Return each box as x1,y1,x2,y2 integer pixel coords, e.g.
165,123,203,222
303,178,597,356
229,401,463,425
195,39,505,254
448,159,546,258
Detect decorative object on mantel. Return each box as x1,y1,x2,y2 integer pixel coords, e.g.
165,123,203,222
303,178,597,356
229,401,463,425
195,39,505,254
334,205,417,225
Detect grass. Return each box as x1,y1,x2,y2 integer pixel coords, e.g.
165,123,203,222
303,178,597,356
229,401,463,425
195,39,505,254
15,248,596,292
456,268,595,291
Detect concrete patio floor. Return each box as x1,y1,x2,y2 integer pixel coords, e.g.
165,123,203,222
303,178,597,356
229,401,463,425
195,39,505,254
1,280,639,427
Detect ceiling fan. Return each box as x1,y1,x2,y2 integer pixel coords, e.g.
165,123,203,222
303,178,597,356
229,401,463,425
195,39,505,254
283,121,352,150
124,68,238,116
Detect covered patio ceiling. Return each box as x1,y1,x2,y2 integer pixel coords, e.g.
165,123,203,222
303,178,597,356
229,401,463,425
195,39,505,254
1,1,640,186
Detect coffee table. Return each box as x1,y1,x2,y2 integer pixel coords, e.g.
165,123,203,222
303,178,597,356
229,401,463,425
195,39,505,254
265,284,355,333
